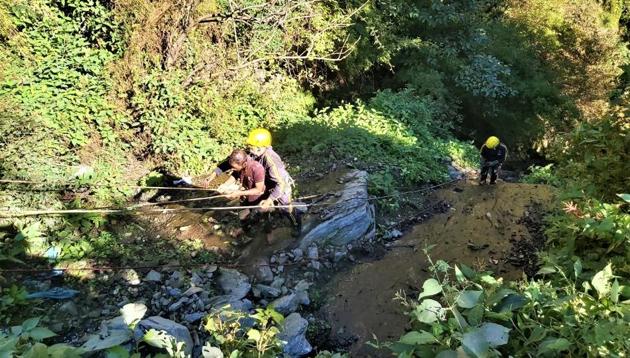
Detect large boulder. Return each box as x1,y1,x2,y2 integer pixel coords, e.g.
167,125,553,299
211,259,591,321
217,268,251,299
298,170,375,249
278,313,312,357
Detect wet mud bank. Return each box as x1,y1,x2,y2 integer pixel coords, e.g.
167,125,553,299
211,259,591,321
317,180,555,356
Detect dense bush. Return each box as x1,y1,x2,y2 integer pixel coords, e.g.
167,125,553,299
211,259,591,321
385,253,630,357
278,89,478,189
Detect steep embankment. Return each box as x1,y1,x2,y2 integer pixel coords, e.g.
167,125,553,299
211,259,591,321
320,180,555,356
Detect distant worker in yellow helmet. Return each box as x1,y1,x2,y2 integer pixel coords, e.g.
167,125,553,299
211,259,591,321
204,128,304,235
479,136,508,185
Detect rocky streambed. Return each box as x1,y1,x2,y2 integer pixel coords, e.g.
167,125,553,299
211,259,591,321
10,168,554,357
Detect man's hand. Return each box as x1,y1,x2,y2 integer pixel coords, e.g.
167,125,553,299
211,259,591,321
217,182,238,194
260,198,274,209
225,191,242,200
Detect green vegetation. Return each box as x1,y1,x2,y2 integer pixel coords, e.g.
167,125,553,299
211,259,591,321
0,0,629,356
379,251,629,357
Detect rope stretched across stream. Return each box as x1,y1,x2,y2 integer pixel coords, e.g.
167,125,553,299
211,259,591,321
0,178,460,217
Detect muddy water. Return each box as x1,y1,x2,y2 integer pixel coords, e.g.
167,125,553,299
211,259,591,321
322,180,555,357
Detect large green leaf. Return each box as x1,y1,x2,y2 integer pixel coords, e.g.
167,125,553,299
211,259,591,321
591,263,613,299
414,299,444,324
465,305,484,326
247,329,261,342
478,323,510,347
106,346,130,358
121,303,147,327
537,338,571,355
459,264,476,280
22,343,48,358
493,294,526,313
526,327,547,344
0,337,17,357
418,278,442,299
611,279,620,303
457,291,483,309
573,259,582,280
29,327,57,341
202,344,224,358
462,323,510,358
487,288,515,307
616,193,630,203
452,307,469,329
142,329,171,349
21,317,40,331
454,265,466,283
462,329,490,358
398,331,438,345
435,350,458,358
82,330,131,352
48,344,84,358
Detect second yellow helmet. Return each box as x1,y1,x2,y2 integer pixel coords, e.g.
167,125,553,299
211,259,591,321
246,128,272,147
485,136,500,149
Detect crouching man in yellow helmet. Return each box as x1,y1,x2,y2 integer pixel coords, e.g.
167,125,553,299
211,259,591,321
479,136,508,185
204,128,304,235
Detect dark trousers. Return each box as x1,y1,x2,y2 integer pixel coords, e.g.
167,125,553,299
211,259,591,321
480,163,500,183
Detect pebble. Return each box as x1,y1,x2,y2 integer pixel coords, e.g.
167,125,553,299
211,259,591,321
291,248,304,261
122,269,141,286
191,272,204,286
310,261,321,271
307,246,319,260
183,287,204,297
183,312,205,323
169,297,189,312
168,288,182,297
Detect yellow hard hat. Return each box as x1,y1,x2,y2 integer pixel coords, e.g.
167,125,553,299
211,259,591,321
246,128,272,147
485,136,500,149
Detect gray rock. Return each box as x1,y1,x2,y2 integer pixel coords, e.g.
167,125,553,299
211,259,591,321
206,295,253,314
253,284,282,298
167,288,181,297
166,271,184,288
217,268,251,299
135,316,193,355
291,248,303,261
270,294,299,315
183,287,204,297
333,251,346,262
168,297,189,312
121,269,140,286
144,270,162,283
82,316,132,352
306,246,319,260
278,313,312,357
183,312,205,323
298,170,375,249
271,277,285,289
294,281,310,306
254,259,274,284
383,229,403,240
59,301,79,317
309,261,321,271
447,163,465,180
191,272,204,286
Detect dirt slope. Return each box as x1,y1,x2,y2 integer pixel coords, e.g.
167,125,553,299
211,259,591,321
320,180,556,356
